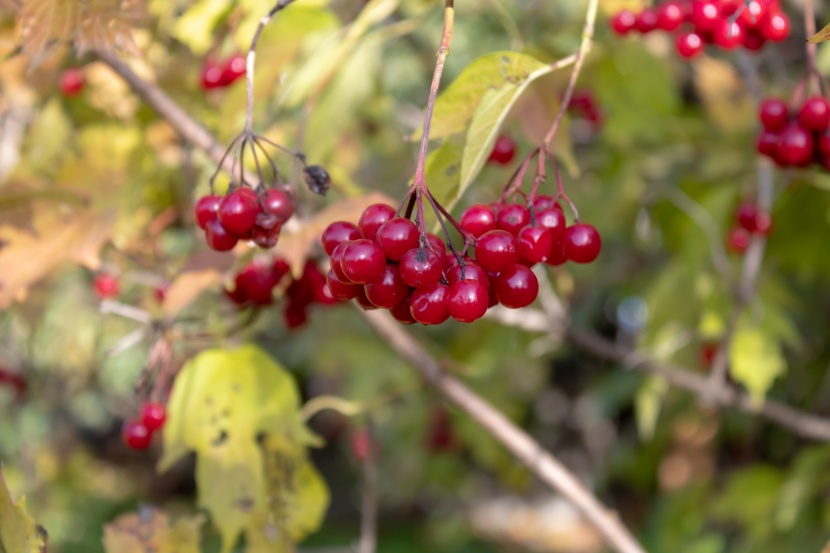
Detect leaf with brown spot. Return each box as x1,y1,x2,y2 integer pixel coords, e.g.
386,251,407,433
102,507,204,553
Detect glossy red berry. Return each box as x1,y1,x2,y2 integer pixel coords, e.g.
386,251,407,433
262,188,295,223
496,203,530,236
123,420,152,450
365,264,410,309
518,226,554,265
742,29,767,51
713,20,743,49
736,202,759,233
474,230,519,273
798,96,830,132
322,221,362,256
59,68,85,97
284,303,309,328
376,218,420,261
546,241,568,267
460,204,497,238
251,225,280,249
676,32,704,59
234,261,277,305
446,259,490,290
141,402,167,432
426,233,447,254
340,239,386,284
326,270,361,301
535,207,566,243
358,203,396,241
532,195,561,212
759,98,789,132
634,8,658,33
488,135,516,166
222,54,246,83
218,190,259,235
761,11,790,41
563,224,602,264
205,218,239,251
399,248,444,289
447,280,489,323
390,297,417,325
690,1,721,32
656,1,685,31
494,265,539,309
409,283,450,325
201,60,224,90
737,1,769,28
94,273,120,299
354,287,378,311
776,124,815,167
194,195,221,229
756,131,780,159
610,10,637,35
330,242,353,283
728,227,751,253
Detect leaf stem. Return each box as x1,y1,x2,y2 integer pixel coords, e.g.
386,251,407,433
804,0,820,94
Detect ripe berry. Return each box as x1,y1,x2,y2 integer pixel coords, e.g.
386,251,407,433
252,225,280,249
494,265,539,309
322,221,362,256
358,204,396,241
390,297,417,325
756,131,779,159
409,283,450,325
235,261,276,305
376,218,420,261
762,11,790,41
330,242,353,283
262,188,295,223
59,68,85,97
326,270,361,301
201,60,224,90
713,20,743,50
535,207,566,243
205,218,239,251
447,280,489,323
546,241,568,267
123,420,152,450
610,10,637,35
797,96,830,132
93,273,120,299
776,123,815,167
634,8,658,33
700,342,717,369
365,264,410,309
222,54,246,83
488,135,516,166
153,284,168,303
194,195,221,229
742,29,766,51
676,32,704,59
284,303,309,328
759,98,789,132
728,227,751,253
656,1,685,31
563,224,602,264
340,239,386,284
518,226,554,265
755,211,773,236
141,402,167,432
474,230,519,273
460,204,497,238
738,1,769,28
818,131,830,158
496,203,530,236
218,190,259,235
399,248,444,289
736,202,760,233
426,233,447,254
690,1,721,32
447,259,490,290
532,195,561,212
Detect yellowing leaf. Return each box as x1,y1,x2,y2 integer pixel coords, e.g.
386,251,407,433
808,21,830,44
0,467,46,553
170,0,229,55
693,56,754,132
102,508,204,553
729,325,786,407
424,135,464,206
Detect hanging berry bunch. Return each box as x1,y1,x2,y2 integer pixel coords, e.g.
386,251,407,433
611,0,791,59
727,200,773,254
756,89,830,169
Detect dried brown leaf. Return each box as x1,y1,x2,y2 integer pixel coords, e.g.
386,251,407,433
102,507,204,553
808,22,830,44
163,250,236,317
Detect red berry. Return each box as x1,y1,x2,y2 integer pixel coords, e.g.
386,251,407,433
494,265,539,309
340,239,386,284
222,54,246,84
518,226,554,265
761,11,790,41
488,135,516,166
409,283,450,325
727,227,751,253
818,131,830,158
390,296,417,325
736,202,759,233
350,428,374,461
446,259,490,290
234,261,277,305
255,211,281,231
634,8,658,33
531,195,561,212
330,242,354,283
676,32,704,59
700,342,718,368
738,1,769,28
426,233,447,254
742,29,767,51
447,280,489,323
656,1,685,31
358,203,396,241
563,224,602,264
754,210,773,236
474,230,519,273
713,19,743,49
326,269,361,301
218,190,259,235
610,10,637,35
322,221,362,256
93,273,120,299
141,402,167,432
776,123,815,167
153,284,168,303
759,98,789,132
460,203,497,238
546,241,568,267
123,420,152,450
690,1,721,32
365,264,410,309
284,302,309,328
59,68,85,97
200,60,225,90
262,188,295,223
399,248,444,289
376,218,420,261
535,207,566,243
354,287,378,311
756,131,780,159
496,203,530,236
251,225,280,249
798,96,830,132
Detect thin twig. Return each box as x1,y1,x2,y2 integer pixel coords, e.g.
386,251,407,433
804,0,820,94
357,419,378,553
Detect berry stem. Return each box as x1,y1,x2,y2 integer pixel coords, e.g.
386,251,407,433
803,0,820,94
423,190,470,265
411,0,455,190
500,147,540,202
527,150,547,203
547,151,580,222
542,0,599,148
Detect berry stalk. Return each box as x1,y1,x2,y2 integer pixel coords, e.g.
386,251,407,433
803,0,820,94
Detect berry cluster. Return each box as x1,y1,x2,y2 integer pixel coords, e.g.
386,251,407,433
122,402,167,450
225,257,337,328
194,185,295,251
611,1,790,58
201,54,247,90
756,96,830,169
59,68,85,97
727,200,772,253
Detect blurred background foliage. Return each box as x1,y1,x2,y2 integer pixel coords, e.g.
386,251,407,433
2,0,830,552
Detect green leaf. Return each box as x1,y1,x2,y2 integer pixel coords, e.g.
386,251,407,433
635,376,668,441
712,465,784,539
774,446,830,531
0,467,46,553
729,324,786,408
424,135,464,206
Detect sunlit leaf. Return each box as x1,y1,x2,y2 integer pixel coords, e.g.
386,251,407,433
729,324,786,408
0,467,46,553
102,508,204,553
424,135,464,206
170,0,230,55
163,250,235,317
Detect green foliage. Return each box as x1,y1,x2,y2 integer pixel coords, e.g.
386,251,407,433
0,468,45,553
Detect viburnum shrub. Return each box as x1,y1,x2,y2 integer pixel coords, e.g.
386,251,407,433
611,0,791,58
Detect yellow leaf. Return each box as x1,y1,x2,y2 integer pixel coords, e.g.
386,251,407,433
729,325,786,408
0,467,46,553
102,507,204,553
171,0,230,55
808,22,830,44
